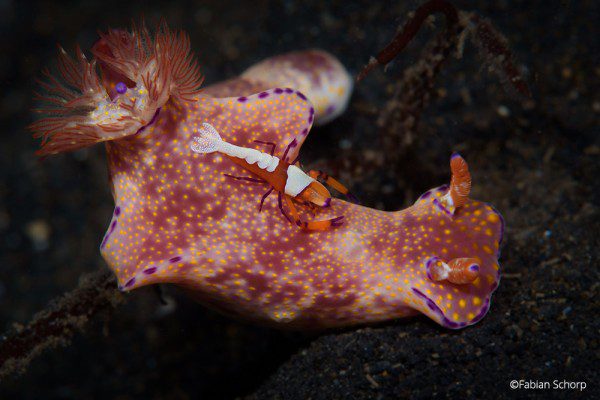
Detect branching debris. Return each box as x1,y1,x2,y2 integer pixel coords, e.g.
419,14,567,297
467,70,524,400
358,0,530,159
0,270,125,380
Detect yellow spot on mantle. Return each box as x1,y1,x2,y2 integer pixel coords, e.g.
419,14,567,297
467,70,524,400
487,213,499,223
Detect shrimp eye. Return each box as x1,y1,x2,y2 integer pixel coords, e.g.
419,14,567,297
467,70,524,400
115,82,127,94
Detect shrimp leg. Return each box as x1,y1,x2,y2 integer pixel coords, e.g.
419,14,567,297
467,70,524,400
223,173,266,184
283,195,344,231
258,187,274,211
253,140,277,156
308,170,359,203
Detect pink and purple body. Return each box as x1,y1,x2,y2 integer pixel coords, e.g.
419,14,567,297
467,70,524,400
30,22,503,329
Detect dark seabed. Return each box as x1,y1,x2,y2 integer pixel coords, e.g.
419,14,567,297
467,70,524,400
0,0,598,399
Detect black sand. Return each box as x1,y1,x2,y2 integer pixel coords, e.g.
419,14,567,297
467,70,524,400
0,0,597,398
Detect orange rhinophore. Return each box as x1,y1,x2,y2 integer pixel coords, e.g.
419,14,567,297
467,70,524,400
434,152,471,215
449,152,471,209
426,257,481,285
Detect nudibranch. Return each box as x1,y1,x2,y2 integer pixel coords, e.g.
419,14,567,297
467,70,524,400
30,22,503,329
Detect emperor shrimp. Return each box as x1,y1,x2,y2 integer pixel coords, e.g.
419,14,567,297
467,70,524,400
190,122,351,231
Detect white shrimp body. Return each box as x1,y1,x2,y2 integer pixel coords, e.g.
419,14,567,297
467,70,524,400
284,165,315,197
191,123,280,172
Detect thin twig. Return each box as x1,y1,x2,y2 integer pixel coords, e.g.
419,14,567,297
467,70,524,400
357,0,459,81
0,270,125,380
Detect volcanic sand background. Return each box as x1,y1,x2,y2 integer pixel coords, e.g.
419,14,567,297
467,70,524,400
0,0,598,398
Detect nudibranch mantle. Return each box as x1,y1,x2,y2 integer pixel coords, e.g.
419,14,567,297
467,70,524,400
31,23,503,330
103,88,503,329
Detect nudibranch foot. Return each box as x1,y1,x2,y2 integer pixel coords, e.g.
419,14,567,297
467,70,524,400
203,50,353,126
240,50,353,125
